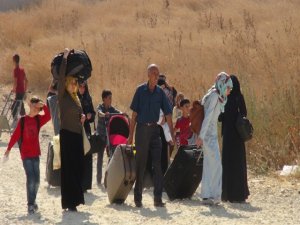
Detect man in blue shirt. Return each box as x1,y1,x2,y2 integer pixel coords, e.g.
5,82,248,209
128,64,174,208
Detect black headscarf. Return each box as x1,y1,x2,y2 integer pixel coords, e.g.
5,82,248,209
77,82,95,122
229,74,241,97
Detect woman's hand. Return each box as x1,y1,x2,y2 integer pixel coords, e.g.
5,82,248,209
195,137,203,148
63,48,70,59
80,114,86,124
87,113,92,120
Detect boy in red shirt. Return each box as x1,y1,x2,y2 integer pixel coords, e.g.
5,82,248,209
4,96,51,214
175,99,192,146
11,54,28,127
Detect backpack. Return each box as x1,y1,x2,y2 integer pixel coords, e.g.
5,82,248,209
190,100,204,135
51,49,92,81
18,116,40,150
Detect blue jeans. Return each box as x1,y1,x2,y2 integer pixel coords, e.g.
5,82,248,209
22,157,40,206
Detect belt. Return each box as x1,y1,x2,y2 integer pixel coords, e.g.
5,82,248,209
139,122,158,127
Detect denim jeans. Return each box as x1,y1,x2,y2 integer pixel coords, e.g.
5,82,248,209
22,157,40,206
96,146,105,184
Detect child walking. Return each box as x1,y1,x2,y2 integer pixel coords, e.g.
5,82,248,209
4,96,51,214
175,99,192,146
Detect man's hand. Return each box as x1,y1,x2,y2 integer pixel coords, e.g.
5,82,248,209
127,135,133,145
195,137,203,148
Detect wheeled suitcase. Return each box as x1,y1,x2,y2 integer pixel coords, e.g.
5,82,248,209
105,144,136,204
163,145,203,200
46,141,61,187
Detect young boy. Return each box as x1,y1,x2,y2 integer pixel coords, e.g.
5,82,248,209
11,54,28,127
175,99,192,146
96,89,121,184
4,96,51,214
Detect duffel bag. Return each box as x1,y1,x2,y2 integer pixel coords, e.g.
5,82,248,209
51,49,92,80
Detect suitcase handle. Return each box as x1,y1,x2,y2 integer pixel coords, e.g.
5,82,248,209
194,149,203,165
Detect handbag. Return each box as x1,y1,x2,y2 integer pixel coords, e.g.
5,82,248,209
82,126,91,155
235,114,254,142
88,132,106,155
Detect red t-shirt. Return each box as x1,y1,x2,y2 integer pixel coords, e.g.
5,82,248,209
7,105,51,160
13,66,26,94
175,116,192,146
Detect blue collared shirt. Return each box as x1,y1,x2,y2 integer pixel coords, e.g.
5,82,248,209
130,82,172,123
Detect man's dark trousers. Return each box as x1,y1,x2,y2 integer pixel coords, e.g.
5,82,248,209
12,92,25,118
134,123,163,202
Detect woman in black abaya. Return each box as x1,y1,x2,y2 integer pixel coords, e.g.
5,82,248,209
219,75,250,203
78,80,95,192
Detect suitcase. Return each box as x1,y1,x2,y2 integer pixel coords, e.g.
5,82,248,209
163,145,203,200
46,141,61,187
105,144,136,204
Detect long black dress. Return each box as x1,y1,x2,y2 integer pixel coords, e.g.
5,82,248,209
58,58,85,210
78,84,95,192
220,75,250,202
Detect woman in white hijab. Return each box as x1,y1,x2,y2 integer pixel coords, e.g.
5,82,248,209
196,72,233,205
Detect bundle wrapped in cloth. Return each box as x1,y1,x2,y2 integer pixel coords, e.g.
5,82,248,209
190,100,204,135
51,49,92,81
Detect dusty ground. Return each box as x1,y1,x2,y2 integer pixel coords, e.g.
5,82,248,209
0,87,300,225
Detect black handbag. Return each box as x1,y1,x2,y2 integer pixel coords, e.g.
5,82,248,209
235,114,254,142
88,132,106,155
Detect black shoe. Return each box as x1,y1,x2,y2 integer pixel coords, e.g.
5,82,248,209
154,199,165,207
134,201,143,208
230,200,246,204
68,207,77,212
28,205,35,215
34,203,38,212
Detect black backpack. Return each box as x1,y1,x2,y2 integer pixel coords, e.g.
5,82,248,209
18,116,40,150
51,49,92,81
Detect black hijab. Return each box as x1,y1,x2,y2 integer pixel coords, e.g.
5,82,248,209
229,74,241,97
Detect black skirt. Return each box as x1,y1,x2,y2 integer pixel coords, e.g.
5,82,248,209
82,154,93,192
60,129,85,209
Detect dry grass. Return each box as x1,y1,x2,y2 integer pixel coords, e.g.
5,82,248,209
0,0,299,172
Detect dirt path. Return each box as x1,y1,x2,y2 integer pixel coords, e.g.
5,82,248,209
0,86,299,225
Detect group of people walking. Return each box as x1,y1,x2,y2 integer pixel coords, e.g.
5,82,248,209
3,50,250,214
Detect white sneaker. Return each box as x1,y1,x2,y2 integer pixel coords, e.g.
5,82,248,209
212,199,221,205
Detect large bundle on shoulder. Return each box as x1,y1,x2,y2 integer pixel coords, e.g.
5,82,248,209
190,100,204,135
51,49,92,80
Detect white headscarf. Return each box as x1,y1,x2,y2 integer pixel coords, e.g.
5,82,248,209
202,72,233,112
